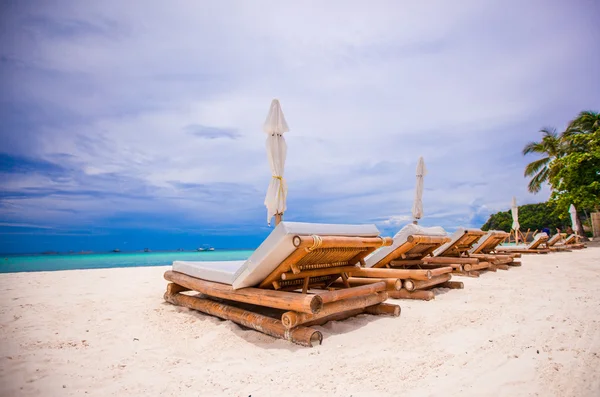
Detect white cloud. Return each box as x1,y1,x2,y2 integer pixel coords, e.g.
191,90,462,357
1,0,598,231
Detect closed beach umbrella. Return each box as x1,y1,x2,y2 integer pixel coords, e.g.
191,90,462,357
511,196,520,243
569,204,578,235
263,99,289,226
411,156,427,223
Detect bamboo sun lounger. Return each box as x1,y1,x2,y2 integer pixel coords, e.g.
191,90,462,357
559,234,586,249
163,222,401,347
469,230,522,267
545,233,572,252
495,232,550,254
432,228,493,276
362,224,460,301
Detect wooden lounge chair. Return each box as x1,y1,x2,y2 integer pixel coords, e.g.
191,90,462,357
163,222,401,347
469,230,522,267
361,224,460,301
559,234,586,249
545,233,572,252
431,228,493,276
495,232,550,254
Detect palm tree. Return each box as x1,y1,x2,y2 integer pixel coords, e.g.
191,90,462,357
566,110,600,134
522,127,564,193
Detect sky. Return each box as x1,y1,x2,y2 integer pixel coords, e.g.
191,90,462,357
1,0,599,254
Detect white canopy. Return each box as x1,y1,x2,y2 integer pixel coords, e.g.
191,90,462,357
411,156,427,222
569,204,578,234
511,196,520,231
263,99,289,225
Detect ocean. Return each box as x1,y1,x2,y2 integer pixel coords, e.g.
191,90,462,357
0,250,254,274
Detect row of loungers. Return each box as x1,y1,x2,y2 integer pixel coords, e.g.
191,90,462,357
163,222,586,346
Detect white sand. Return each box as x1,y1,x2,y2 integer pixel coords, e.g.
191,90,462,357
1,248,600,397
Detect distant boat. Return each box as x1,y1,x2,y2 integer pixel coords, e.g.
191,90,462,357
196,248,205,251
208,247,215,251
112,249,121,253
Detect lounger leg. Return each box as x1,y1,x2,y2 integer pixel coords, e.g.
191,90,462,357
388,289,435,301
164,287,323,347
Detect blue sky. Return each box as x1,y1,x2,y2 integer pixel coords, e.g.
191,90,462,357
1,0,599,253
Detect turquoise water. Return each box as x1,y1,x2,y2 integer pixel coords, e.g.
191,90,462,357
0,250,253,274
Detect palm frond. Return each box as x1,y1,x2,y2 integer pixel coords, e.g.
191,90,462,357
522,141,546,155
527,167,550,194
524,157,550,177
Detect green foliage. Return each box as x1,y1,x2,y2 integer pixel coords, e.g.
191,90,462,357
481,202,564,232
548,118,600,215
522,128,564,193
523,110,600,214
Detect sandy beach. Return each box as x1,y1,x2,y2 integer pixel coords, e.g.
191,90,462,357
1,247,599,397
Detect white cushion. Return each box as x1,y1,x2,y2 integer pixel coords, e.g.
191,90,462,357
470,230,502,253
364,223,447,268
433,227,483,257
232,221,380,289
172,260,244,285
171,221,381,289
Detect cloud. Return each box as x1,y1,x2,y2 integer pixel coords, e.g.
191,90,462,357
0,0,599,248
184,124,241,140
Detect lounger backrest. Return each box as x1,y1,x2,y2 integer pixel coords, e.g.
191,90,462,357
364,224,448,268
232,222,383,289
528,232,549,249
433,228,486,257
546,233,562,246
470,230,509,254
563,234,577,244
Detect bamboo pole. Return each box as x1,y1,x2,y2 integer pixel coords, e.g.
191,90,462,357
343,277,402,291
469,261,490,271
166,282,189,295
495,264,510,270
429,267,454,277
438,281,464,289
317,281,386,304
487,264,497,272
281,292,388,329
364,303,401,316
292,235,393,250
388,289,435,301
280,265,358,281
403,273,452,292
349,267,432,281
406,235,451,244
164,291,322,347
397,262,468,272
455,270,480,278
274,213,282,226
165,271,323,314
301,303,400,327
423,256,479,265
389,259,425,266
302,308,364,326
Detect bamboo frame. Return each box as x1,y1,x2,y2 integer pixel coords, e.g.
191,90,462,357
164,233,400,346
361,233,469,296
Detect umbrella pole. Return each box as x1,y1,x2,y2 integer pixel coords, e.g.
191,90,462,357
275,213,283,225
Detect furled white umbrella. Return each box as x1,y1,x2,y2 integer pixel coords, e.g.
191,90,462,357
411,156,427,223
263,99,289,226
511,196,520,243
569,204,579,235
